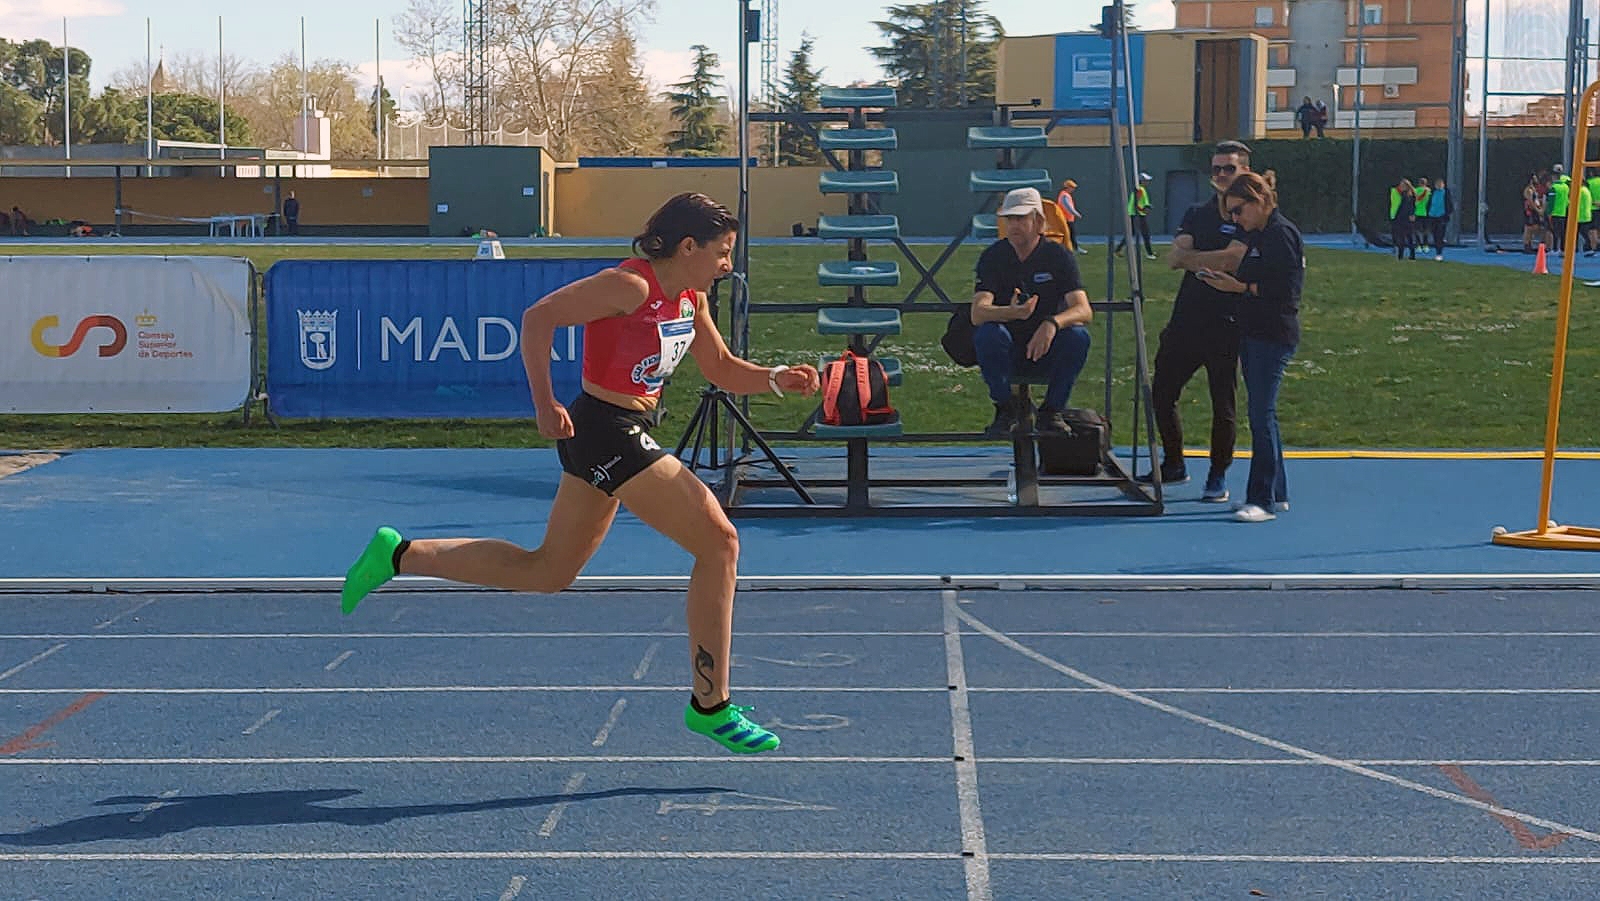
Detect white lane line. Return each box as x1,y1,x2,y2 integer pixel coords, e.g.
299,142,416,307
957,607,1600,846
591,699,626,747
972,687,1600,695
127,789,179,823
537,772,587,838
0,850,1595,863
0,755,950,765
323,651,355,672
0,643,67,682
0,631,938,640
241,709,281,736
632,642,660,681
6,755,1600,767
92,598,158,631
498,875,527,901
0,686,940,695
942,590,990,901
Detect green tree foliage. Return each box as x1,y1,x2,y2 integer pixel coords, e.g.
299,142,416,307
775,34,824,166
0,84,44,143
663,44,727,158
0,37,92,143
870,0,1001,109
76,89,252,145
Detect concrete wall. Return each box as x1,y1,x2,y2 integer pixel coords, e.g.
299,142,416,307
551,166,847,237
0,176,429,228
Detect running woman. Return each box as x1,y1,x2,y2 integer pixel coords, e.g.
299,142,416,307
340,192,821,754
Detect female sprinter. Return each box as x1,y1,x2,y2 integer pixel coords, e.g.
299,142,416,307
339,192,821,753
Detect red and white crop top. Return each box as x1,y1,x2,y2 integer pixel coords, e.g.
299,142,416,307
581,257,699,398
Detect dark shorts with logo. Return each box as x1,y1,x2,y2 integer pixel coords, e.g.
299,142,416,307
556,392,668,496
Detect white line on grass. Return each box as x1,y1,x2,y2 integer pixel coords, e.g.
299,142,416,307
956,607,1600,846
591,699,626,747
0,643,66,681
537,772,586,838
943,590,991,901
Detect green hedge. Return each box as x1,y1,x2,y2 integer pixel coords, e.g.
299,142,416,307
1180,135,1567,237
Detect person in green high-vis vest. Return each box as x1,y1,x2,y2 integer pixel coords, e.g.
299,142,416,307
1548,165,1572,252
1389,178,1416,260
1573,179,1593,257
1584,168,1600,255
1114,172,1156,259
1411,177,1432,254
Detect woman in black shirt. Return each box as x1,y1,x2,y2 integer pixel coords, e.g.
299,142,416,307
1197,172,1303,523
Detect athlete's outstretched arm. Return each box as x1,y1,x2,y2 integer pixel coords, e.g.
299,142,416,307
686,296,819,397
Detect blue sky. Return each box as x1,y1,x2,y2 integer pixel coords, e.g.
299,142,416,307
3,0,1176,107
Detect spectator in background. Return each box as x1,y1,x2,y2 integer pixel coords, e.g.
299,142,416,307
1056,179,1087,254
283,191,301,236
1389,178,1415,260
9,205,31,237
1295,96,1317,138
1522,173,1546,253
1411,177,1432,256
1585,168,1600,255
1426,177,1453,261
1312,100,1328,137
1114,172,1156,260
1548,165,1571,253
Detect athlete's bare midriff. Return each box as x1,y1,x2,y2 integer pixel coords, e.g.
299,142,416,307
580,380,659,412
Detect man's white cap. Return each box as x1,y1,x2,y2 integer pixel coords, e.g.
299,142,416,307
1138,171,1153,182
997,186,1043,217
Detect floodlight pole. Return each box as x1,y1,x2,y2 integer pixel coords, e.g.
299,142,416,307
735,0,754,360
1476,0,1489,249
1351,3,1364,241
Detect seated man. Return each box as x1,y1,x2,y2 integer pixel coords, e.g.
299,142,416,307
973,187,1094,437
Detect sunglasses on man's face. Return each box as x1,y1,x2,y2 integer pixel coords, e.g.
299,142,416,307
1212,164,1239,175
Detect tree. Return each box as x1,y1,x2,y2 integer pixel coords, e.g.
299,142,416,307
775,34,825,166
574,31,662,156
368,83,399,153
393,0,461,123
0,38,92,143
870,0,1001,109
0,84,44,144
230,55,379,157
489,0,658,159
663,44,727,157
75,89,252,145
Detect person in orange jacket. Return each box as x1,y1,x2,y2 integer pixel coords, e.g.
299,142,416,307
1056,179,1088,254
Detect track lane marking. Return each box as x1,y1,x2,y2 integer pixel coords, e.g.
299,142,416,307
0,643,67,682
943,590,991,901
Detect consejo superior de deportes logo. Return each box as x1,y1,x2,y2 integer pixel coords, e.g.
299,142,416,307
30,315,129,358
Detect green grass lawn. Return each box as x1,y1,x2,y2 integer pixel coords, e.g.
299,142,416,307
1,240,1594,450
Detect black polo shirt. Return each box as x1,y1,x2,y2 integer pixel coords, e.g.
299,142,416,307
1234,209,1304,346
974,238,1083,340
1170,197,1245,328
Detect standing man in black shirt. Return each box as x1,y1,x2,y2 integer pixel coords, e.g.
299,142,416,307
283,191,301,236
1139,140,1253,501
972,187,1094,437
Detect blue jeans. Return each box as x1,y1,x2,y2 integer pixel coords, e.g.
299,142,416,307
974,322,1091,410
1239,337,1295,508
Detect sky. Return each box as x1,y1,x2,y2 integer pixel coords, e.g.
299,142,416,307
0,0,1579,115
0,0,1176,108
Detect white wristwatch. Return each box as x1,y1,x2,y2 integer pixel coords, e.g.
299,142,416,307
768,365,790,398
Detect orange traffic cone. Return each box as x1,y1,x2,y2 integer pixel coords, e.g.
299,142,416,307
1534,242,1549,274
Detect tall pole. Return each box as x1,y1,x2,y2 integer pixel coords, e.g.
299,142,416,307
1446,0,1466,245
145,18,153,175
1564,0,1583,166
1476,0,1490,249
1118,0,1142,186
735,0,753,361
376,19,384,160
62,17,71,177
218,17,226,162
1351,1,1364,239
301,17,310,156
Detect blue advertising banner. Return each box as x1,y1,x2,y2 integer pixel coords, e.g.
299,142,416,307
1053,33,1144,126
265,258,619,419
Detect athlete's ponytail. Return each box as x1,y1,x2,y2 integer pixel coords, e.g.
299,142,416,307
633,193,739,259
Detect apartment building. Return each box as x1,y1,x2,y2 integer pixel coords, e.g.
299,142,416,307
1173,0,1458,131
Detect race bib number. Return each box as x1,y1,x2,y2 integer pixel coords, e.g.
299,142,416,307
655,317,695,380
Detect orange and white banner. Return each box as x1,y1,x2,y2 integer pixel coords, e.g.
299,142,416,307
2,256,253,413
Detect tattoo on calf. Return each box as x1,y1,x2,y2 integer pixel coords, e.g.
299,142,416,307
694,644,716,697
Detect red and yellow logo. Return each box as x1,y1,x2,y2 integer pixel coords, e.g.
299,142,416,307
31,315,128,358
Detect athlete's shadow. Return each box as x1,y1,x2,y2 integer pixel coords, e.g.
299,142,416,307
0,785,728,846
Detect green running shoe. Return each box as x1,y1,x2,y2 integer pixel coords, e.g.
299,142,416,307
341,527,403,615
684,702,781,754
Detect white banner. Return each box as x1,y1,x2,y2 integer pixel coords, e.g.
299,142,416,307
1,256,253,413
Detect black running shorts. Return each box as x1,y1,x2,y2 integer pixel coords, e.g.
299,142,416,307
556,393,668,495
